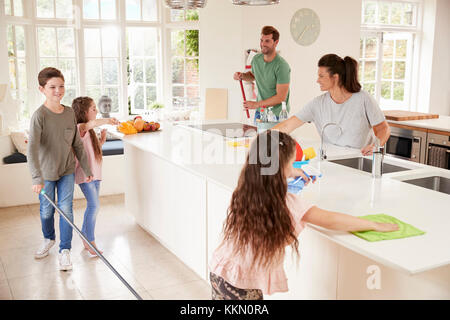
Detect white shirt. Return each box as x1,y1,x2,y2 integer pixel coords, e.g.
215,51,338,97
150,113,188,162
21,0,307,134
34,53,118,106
294,90,386,148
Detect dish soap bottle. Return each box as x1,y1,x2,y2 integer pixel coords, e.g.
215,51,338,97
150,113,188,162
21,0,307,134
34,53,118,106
267,107,277,122
279,101,288,121
259,107,268,122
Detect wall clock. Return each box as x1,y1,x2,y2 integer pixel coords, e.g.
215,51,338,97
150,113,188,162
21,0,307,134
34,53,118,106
290,8,321,46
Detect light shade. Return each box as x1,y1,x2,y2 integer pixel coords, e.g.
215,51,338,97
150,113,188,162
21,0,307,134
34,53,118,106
164,0,207,9
231,0,280,5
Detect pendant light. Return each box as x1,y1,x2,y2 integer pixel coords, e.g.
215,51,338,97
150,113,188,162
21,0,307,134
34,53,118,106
164,0,207,9
231,0,280,5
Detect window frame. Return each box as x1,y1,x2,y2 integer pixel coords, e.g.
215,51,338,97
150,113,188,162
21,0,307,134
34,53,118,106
360,0,422,111
1,0,200,121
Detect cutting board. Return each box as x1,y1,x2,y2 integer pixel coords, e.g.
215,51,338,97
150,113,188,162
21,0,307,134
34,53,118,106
204,88,228,120
384,110,439,121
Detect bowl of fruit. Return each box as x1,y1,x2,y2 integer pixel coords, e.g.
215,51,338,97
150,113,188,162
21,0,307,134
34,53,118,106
117,116,161,135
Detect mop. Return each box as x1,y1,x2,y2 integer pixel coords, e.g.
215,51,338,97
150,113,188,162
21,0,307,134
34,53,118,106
240,79,251,119
40,190,143,300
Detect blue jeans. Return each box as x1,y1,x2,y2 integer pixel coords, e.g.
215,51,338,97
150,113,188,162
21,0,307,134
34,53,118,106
39,173,75,253
78,180,101,242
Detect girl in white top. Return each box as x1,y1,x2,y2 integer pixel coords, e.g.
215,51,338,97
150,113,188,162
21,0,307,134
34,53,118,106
273,54,391,155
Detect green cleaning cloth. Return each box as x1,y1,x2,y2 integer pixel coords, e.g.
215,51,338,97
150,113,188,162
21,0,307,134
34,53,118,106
351,214,425,242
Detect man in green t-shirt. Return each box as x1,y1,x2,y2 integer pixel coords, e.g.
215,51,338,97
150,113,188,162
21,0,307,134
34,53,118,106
234,26,291,120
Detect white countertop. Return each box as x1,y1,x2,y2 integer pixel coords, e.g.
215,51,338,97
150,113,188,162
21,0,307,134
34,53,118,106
387,115,450,132
107,120,450,275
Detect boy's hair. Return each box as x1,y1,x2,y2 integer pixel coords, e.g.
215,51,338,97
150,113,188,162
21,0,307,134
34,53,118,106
38,67,65,87
261,26,280,42
222,130,299,271
72,96,102,162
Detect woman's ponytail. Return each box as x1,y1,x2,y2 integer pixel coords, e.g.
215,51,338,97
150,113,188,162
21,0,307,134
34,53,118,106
343,56,361,93
318,54,361,93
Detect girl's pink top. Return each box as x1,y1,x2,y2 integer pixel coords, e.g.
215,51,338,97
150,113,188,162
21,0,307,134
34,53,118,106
74,124,102,184
209,192,313,295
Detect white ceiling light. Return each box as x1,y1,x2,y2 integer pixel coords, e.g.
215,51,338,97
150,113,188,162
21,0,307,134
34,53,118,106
231,0,280,5
164,0,207,10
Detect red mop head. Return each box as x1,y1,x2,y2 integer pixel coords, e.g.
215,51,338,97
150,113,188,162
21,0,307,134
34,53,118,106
295,141,303,161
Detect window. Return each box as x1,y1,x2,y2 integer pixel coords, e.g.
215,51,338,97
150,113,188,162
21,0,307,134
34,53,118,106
37,26,78,107
126,0,157,21
360,0,420,110
168,9,199,109
1,0,200,120
83,0,116,20
4,0,23,16
84,27,121,112
36,0,73,19
127,27,159,113
171,29,199,109
7,24,28,118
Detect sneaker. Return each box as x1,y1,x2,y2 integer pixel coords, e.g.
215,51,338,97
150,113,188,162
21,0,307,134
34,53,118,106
34,239,55,259
59,249,73,271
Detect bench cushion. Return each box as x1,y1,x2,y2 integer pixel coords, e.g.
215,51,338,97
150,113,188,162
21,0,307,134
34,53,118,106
2,140,123,164
102,140,124,156
3,152,27,164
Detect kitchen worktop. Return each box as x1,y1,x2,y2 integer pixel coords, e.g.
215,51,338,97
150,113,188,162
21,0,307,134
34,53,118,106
108,120,450,276
387,115,450,132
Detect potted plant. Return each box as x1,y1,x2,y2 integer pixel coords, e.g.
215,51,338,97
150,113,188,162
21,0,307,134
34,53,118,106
149,102,164,121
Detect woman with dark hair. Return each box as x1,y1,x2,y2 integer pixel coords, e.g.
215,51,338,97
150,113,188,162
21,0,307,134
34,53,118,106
273,54,390,155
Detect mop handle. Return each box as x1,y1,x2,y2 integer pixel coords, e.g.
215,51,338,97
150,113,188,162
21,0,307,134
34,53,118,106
40,190,143,301
239,79,250,118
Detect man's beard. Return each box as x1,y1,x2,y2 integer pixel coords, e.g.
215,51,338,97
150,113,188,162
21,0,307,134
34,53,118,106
261,46,274,55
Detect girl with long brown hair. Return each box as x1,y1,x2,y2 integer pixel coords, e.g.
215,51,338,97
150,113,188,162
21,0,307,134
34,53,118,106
209,130,398,300
72,96,118,256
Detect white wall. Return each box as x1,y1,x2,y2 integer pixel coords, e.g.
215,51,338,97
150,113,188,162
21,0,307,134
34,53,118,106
241,0,362,115
199,0,362,124
428,0,450,115
199,1,244,122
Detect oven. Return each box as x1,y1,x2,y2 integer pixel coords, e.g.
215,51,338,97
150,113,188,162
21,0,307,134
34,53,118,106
426,132,450,170
385,126,427,163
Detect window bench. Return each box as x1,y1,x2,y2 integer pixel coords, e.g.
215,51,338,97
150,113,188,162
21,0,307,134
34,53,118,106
0,140,124,207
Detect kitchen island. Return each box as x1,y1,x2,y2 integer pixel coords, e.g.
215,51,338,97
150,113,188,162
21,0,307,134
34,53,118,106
108,121,449,299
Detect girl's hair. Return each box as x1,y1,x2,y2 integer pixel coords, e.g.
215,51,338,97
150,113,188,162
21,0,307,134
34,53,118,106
222,130,299,270
318,54,361,93
72,97,102,162
38,67,65,87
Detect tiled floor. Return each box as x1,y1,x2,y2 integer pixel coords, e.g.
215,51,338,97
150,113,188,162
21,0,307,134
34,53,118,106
0,194,211,300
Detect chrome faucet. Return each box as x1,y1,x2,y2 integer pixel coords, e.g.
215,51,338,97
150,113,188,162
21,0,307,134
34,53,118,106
320,122,343,160
372,137,385,178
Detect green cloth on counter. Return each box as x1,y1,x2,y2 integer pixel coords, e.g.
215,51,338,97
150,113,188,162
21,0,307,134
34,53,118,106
352,214,425,242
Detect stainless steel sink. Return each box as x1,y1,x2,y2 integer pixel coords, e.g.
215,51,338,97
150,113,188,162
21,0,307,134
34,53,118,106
329,157,412,174
402,176,450,195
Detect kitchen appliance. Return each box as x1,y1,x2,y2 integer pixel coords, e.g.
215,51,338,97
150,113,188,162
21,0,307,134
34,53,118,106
426,132,450,169
385,126,427,163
